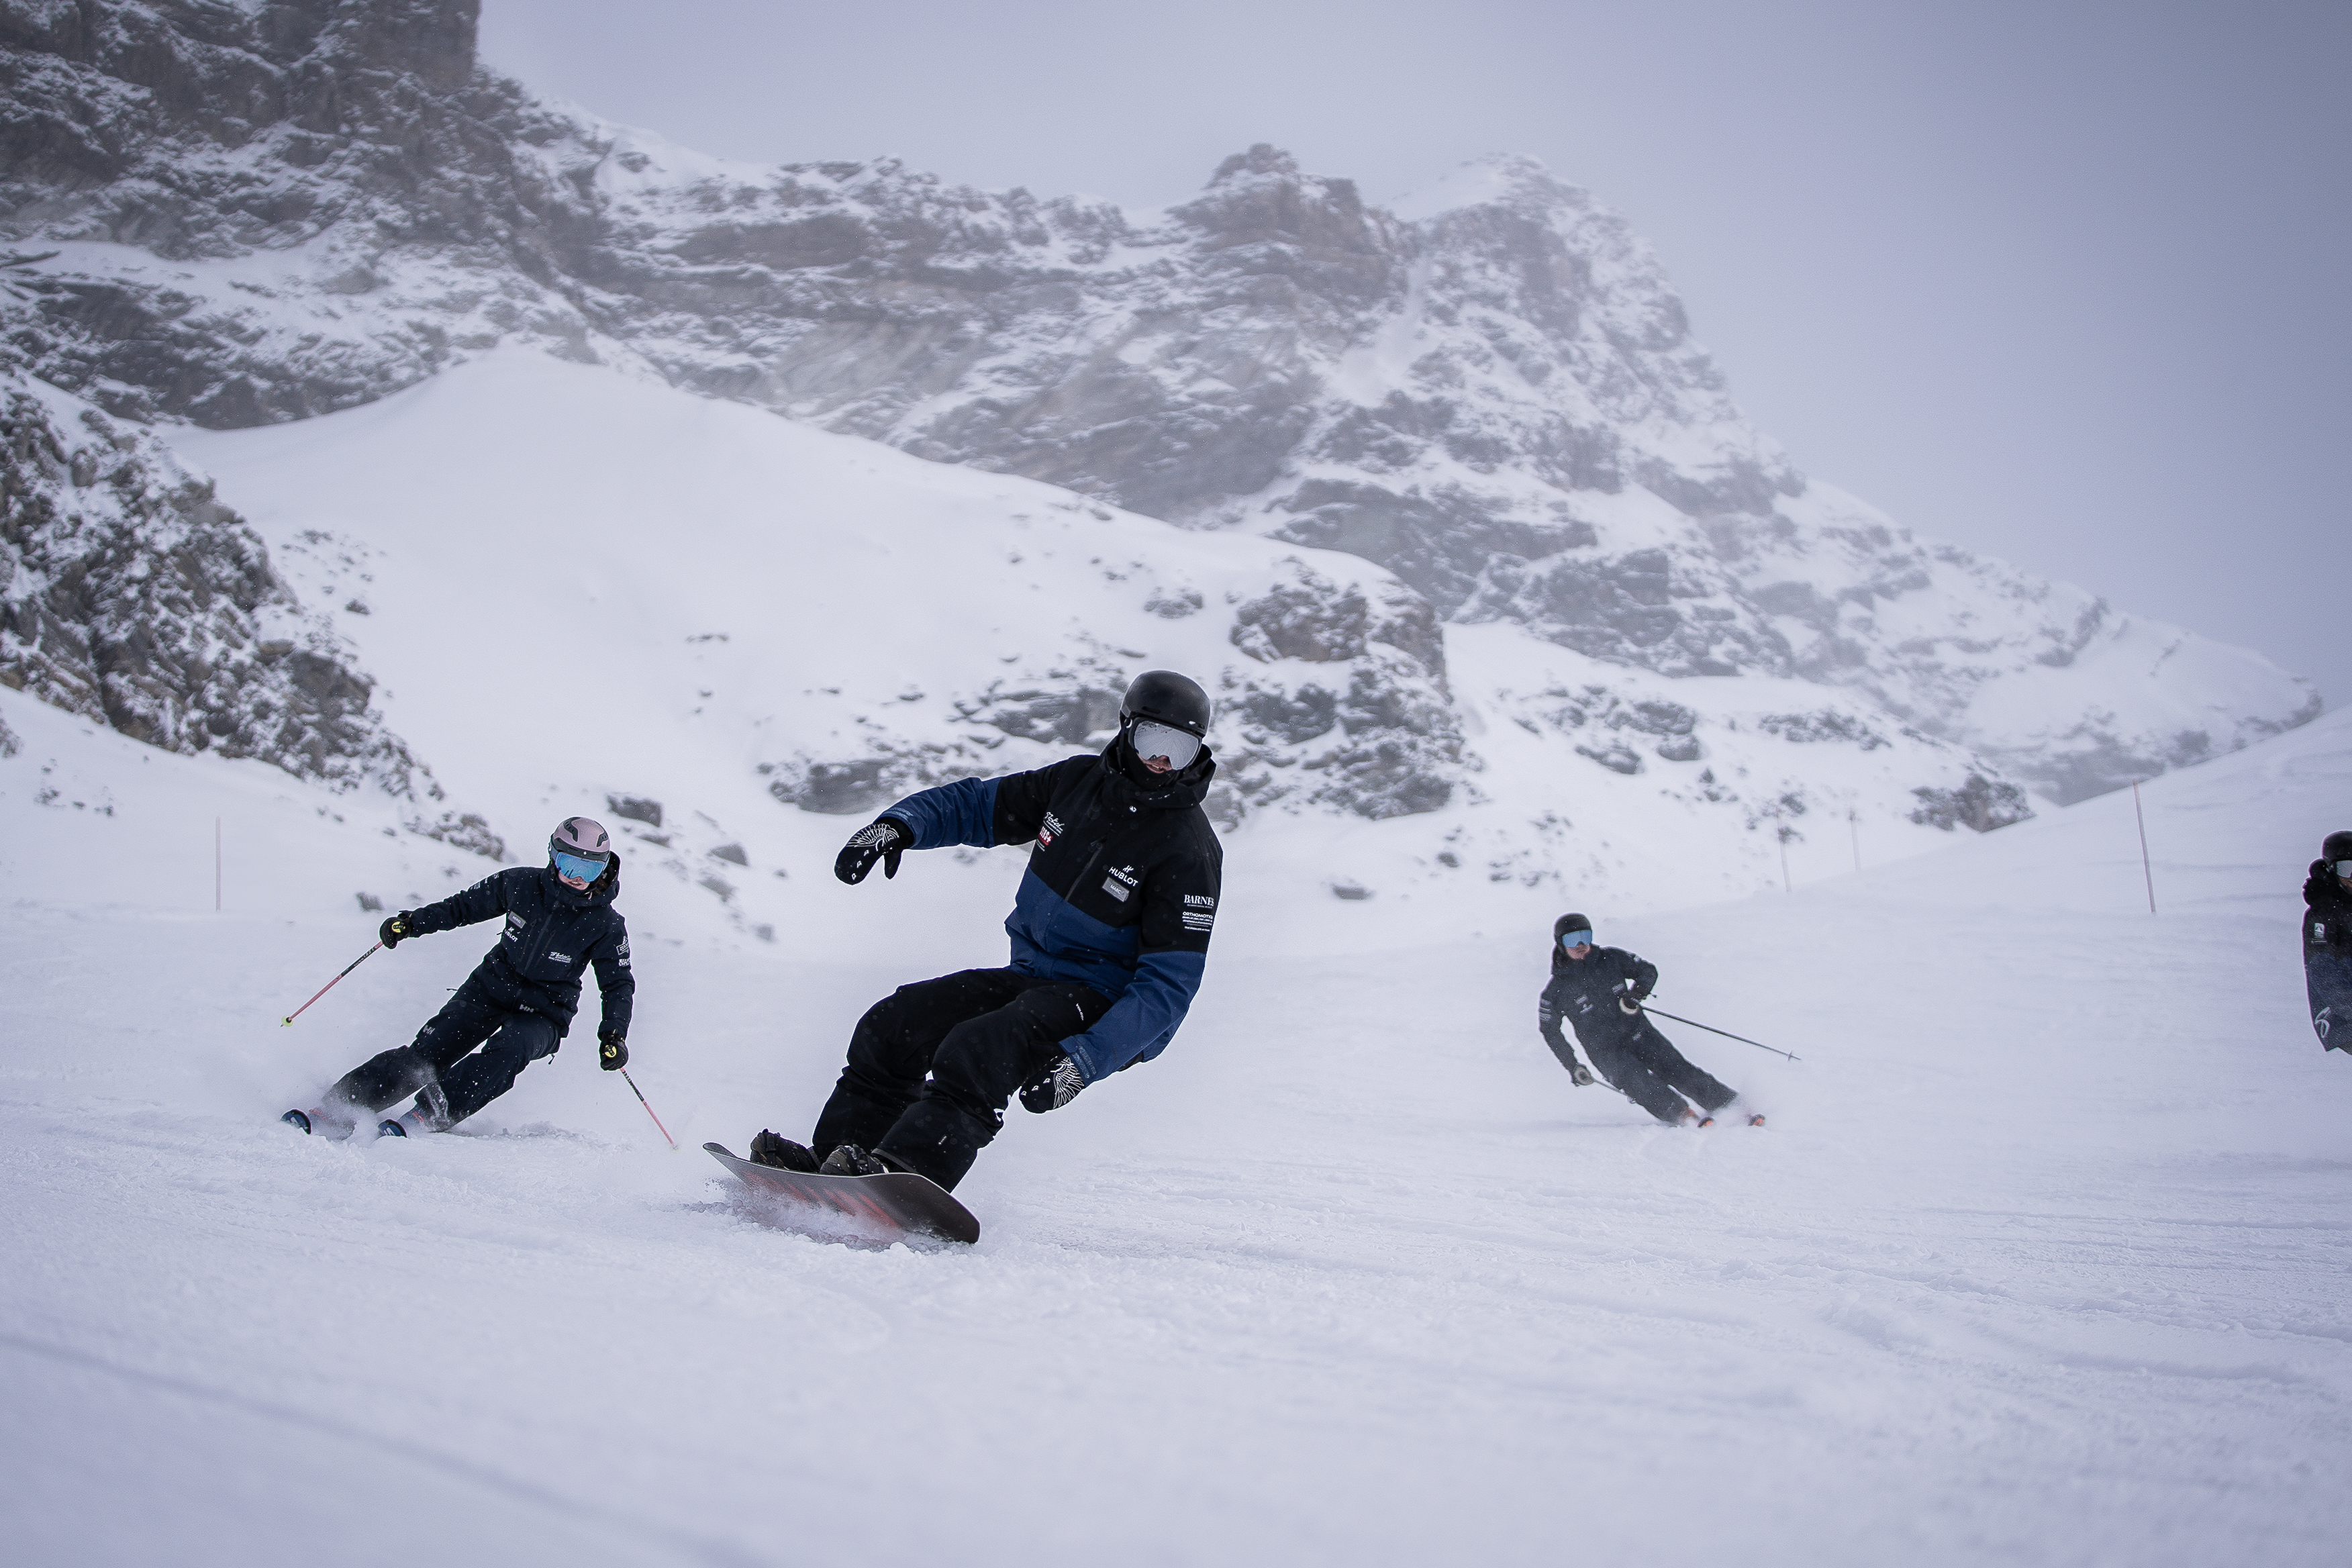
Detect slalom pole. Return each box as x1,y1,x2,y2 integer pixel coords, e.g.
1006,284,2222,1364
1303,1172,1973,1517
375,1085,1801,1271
618,1068,677,1149
1636,1002,1800,1062
281,942,382,1026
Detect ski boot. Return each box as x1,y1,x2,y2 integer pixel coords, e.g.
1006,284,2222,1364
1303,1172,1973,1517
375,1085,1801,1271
379,1083,452,1139
283,1106,358,1140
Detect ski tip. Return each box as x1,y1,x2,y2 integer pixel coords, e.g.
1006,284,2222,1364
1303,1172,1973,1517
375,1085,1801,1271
376,1118,407,1138
1747,1113,1767,1128
281,1108,312,1134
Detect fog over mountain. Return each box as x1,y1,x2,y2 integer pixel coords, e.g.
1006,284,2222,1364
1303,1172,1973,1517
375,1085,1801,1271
0,0,2317,846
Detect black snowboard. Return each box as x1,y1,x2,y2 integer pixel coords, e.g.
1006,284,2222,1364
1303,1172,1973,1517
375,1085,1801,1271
703,1142,981,1246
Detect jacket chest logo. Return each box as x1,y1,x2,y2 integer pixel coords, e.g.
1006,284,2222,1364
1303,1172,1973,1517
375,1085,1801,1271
548,951,573,965
1100,864,1138,902
1038,810,1066,848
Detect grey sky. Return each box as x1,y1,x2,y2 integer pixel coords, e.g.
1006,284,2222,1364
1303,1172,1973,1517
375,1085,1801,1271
480,0,2351,705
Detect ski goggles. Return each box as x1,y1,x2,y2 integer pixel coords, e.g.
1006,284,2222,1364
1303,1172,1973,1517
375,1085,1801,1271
552,849,611,883
1129,718,1202,772
1558,930,1594,948
2337,861,2352,879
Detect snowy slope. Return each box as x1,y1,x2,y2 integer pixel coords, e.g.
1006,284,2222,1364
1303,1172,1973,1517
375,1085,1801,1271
160,351,2029,929
4,660,2350,1567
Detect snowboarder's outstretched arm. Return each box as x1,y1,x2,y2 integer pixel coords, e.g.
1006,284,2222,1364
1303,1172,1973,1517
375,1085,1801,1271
836,758,1089,883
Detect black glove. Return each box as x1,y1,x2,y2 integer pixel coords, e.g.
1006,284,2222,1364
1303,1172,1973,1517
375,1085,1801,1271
1567,1055,1596,1087
1020,1052,1087,1113
598,1030,628,1071
835,818,912,885
379,912,413,949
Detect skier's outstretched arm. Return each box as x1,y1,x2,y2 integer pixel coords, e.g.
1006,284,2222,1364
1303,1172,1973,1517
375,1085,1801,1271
590,926,636,1067
1538,991,1596,1086
381,870,512,946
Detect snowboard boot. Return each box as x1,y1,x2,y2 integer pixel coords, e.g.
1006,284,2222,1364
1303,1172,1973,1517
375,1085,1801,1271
820,1142,889,1177
750,1130,822,1173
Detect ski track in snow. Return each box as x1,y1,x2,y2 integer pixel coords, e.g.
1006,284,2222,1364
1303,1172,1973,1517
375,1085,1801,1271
5,672,2352,1561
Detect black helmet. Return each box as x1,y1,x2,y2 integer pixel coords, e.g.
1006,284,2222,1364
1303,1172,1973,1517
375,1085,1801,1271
1553,912,1594,944
2325,830,2352,863
1121,670,1212,737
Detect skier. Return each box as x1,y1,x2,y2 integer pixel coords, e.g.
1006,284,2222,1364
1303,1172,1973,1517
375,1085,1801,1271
283,817,635,1138
1537,912,1756,1126
746,671,1223,1192
2303,830,2352,1054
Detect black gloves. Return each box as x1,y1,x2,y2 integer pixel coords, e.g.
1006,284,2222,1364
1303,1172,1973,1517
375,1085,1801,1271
1566,1055,1596,1087
379,912,413,949
1020,1053,1087,1113
1616,977,1649,1014
835,818,912,885
598,1030,628,1071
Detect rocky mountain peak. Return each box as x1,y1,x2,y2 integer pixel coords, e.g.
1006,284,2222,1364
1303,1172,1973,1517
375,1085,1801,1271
0,3,2319,813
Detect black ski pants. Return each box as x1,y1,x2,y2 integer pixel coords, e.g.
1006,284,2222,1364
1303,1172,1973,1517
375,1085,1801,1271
810,968,1112,1192
1587,1018,1736,1125
326,974,562,1128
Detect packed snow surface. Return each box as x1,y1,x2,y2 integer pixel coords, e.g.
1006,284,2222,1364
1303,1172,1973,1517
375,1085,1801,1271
5,671,2351,1564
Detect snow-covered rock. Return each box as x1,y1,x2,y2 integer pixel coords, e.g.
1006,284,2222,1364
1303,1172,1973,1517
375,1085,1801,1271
0,349,495,849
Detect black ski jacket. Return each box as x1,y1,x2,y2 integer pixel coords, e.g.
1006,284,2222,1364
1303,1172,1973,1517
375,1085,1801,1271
1538,944,1659,1056
882,743,1222,1083
2306,862,2352,957
403,863,634,1038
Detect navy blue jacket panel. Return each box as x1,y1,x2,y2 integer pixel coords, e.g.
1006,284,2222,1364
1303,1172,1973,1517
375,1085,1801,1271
885,747,1222,1081
405,863,634,1038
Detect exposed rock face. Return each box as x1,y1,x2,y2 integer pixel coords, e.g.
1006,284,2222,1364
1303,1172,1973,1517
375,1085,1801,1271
0,350,492,850
0,2,2317,810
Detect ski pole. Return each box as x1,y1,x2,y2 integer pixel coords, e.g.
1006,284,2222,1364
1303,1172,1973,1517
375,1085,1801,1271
281,942,382,1026
619,1068,677,1149
1635,1003,1800,1062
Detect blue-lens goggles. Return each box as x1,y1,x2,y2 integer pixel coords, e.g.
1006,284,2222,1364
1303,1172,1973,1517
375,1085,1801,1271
1559,930,1594,948
552,849,609,883
1130,718,1202,771
2337,860,2352,878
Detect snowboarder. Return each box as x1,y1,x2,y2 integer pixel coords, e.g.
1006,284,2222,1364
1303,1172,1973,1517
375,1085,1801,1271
1537,912,1752,1126
2303,830,2352,1054
284,817,635,1137
746,671,1224,1192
